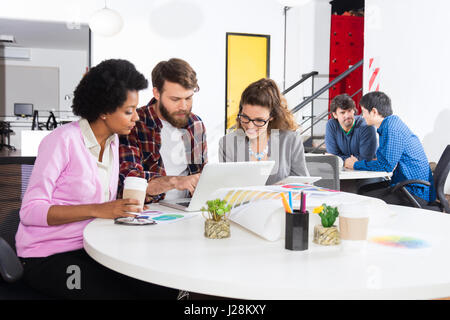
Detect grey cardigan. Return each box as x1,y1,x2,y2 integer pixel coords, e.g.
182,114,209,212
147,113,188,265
218,129,309,185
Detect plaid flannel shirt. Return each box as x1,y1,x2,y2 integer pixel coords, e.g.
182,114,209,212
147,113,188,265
119,98,208,203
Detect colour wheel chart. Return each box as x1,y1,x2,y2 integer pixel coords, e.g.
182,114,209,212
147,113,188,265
139,210,194,224
369,235,430,249
152,214,184,221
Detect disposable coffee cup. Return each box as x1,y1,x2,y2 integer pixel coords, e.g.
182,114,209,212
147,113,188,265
123,176,148,211
338,202,369,252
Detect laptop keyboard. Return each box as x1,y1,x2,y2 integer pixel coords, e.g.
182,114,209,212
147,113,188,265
177,202,191,207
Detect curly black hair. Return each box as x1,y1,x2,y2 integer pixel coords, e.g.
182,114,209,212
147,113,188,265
72,59,148,122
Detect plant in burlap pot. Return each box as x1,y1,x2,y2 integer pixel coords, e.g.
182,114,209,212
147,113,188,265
312,204,340,245
201,199,232,239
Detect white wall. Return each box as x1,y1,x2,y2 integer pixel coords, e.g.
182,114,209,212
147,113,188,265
91,0,288,163
284,0,331,136
364,0,450,193
0,0,288,163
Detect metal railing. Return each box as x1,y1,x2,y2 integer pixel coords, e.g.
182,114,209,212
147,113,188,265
283,59,364,153
282,71,318,95
282,71,319,140
290,59,363,114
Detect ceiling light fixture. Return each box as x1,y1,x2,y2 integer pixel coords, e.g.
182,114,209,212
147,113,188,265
277,0,312,7
89,1,123,37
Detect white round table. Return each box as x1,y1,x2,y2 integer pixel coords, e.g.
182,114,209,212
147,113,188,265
84,203,450,299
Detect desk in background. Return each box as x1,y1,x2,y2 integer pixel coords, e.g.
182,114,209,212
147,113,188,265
84,202,450,300
0,115,78,151
306,153,392,193
339,168,392,193
0,149,36,165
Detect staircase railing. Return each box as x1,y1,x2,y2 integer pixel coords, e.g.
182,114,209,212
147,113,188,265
282,71,318,95
282,71,318,141
283,59,364,153
290,59,363,114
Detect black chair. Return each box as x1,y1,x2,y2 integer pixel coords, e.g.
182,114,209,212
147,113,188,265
0,122,16,151
391,145,450,213
305,154,340,190
0,163,52,299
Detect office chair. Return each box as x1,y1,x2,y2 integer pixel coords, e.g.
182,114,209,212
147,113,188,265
0,163,52,299
0,122,16,151
305,154,340,190
390,145,450,213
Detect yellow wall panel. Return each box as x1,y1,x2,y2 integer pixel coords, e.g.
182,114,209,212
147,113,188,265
226,34,269,129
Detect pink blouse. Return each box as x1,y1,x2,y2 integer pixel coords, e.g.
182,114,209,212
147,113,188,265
15,121,119,258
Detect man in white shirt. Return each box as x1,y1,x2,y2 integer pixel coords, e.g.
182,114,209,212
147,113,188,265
119,58,208,203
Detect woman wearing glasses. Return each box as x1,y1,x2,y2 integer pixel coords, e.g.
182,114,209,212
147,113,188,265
219,78,309,184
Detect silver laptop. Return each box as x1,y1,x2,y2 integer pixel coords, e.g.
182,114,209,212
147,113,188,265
159,161,275,211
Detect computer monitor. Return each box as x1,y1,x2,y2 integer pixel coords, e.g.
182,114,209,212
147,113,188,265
14,103,33,117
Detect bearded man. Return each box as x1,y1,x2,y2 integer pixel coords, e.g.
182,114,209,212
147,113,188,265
325,93,377,162
119,58,207,203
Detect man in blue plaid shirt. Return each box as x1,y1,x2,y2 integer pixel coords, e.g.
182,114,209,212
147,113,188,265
344,91,435,206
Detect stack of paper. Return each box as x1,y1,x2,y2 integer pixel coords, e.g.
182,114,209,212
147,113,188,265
212,183,393,241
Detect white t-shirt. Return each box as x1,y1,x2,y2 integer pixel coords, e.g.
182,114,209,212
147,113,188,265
160,120,189,200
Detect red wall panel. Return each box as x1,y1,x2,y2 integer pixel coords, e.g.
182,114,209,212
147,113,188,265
329,15,364,114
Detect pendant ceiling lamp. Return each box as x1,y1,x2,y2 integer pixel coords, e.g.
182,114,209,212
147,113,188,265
277,0,312,7
89,1,123,36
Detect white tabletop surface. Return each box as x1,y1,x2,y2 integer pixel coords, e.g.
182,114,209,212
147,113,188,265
339,168,392,180
84,203,450,300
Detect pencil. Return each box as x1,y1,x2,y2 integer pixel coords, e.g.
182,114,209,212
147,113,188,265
280,193,292,213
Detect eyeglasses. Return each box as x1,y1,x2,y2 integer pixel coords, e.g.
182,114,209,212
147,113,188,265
237,114,270,127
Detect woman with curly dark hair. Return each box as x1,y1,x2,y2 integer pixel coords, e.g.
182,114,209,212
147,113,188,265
15,59,178,299
219,78,309,184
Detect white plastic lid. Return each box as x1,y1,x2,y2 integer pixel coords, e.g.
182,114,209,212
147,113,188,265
338,201,370,218
124,176,148,191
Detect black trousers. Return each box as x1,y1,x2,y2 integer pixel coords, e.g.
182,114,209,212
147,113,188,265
20,249,179,300
357,180,429,207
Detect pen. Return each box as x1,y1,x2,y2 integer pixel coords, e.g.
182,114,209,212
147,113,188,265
300,192,303,213
280,193,292,213
301,192,306,214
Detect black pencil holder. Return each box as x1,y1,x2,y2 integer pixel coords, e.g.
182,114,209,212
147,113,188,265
285,210,309,251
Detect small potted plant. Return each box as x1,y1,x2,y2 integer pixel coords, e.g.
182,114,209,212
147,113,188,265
312,203,340,245
201,199,232,239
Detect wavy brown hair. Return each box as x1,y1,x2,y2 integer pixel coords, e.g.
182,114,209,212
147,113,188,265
236,78,298,131
151,58,199,93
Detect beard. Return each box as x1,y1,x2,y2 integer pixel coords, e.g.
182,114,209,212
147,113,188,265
158,100,191,128
342,117,354,128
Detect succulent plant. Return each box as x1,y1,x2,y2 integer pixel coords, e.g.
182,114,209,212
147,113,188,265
313,204,339,228
201,199,232,222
